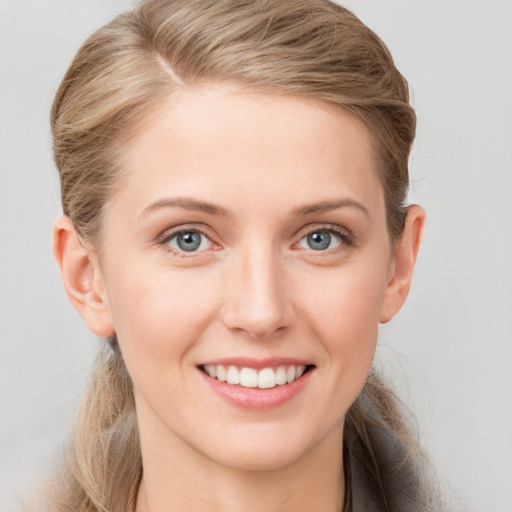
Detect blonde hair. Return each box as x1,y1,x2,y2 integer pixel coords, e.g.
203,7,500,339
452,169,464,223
50,1,436,510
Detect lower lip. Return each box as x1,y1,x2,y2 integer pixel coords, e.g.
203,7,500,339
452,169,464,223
198,368,313,410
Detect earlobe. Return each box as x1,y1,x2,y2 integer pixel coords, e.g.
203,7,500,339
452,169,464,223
379,205,426,323
53,216,115,337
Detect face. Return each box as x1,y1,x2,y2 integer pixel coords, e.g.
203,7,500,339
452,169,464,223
87,85,398,471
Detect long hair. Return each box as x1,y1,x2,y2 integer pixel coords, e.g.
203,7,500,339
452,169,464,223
49,1,438,510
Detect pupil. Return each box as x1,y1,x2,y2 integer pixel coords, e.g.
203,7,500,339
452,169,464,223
308,232,330,250
178,232,201,251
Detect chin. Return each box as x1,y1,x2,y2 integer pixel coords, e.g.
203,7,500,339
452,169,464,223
199,422,339,473
209,443,307,472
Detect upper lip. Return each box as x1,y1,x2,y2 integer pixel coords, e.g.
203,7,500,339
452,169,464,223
198,357,315,369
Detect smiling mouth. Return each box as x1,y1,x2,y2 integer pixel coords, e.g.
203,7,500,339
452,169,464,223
199,364,315,389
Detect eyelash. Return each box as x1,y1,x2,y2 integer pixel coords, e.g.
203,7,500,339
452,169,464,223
158,226,216,258
294,225,354,255
157,224,354,257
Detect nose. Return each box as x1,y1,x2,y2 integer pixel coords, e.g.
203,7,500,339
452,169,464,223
221,247,294,340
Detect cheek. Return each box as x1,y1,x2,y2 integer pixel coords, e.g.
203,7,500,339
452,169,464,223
302,259,387,329
105,262,223,371
299,261,388,376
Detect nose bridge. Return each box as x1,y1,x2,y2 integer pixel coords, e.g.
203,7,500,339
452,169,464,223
222,241,292,339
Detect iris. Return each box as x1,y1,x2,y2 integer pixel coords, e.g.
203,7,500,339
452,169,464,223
307,232,332,250
176,231,202,251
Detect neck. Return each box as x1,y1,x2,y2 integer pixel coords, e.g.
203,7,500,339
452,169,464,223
135,421,346,512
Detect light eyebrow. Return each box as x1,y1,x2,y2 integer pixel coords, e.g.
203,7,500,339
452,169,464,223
140,197,230,218
292,198,370,217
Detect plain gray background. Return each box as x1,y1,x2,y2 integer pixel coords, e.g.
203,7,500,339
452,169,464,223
1,1,511,510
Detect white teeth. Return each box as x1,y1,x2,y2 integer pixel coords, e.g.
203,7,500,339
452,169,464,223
275,366,287,385
226,366,240,385
206,365,217,378
258,368,276,389
240,367,258,388
286,366,296,383
203,364,310,389
216,365,226,382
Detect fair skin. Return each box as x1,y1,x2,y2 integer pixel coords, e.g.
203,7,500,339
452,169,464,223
54,84,424,512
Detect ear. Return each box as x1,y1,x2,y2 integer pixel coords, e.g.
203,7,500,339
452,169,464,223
53,215,115,337
379,205,426,323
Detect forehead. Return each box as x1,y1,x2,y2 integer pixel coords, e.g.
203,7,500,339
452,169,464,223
111,84,384,218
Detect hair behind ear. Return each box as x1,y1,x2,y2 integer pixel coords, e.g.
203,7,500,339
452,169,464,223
53,338,142,512
344,371,441,511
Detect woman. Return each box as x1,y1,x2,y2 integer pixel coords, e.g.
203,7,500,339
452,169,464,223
49,0,441,510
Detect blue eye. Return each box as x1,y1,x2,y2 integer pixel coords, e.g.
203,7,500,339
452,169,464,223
298,230,343,251
167,231,211,252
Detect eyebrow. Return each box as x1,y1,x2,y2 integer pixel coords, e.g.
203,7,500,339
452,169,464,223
140,196,369,219
293,198,370,217
140,197,230,218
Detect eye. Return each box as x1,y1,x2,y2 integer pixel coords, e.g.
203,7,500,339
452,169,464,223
166,230,212,253
297,230,343,251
